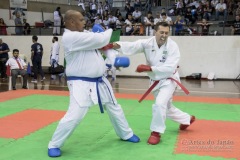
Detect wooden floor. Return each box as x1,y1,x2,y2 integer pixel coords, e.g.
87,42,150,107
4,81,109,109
0,74,240,98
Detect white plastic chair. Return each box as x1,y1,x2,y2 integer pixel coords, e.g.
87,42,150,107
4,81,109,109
8,72,29,90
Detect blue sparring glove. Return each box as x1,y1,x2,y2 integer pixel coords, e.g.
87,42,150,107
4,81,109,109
114,57,130,68
92,24,105,33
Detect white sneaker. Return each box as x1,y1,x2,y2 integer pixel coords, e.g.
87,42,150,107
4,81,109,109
41,77,46,82
31,79,37,83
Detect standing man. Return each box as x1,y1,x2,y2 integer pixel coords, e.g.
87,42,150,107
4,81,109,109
31,35,45,83
6,49,28,90
113,22,195,145
14,12,23,35
47,10,140,157
53,7,62,35
50,36,61,80
0,37,10,80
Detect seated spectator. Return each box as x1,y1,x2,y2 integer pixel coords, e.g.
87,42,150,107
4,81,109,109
115,9,122,18
0,18,7,35
5,49,28,90
144,11,154,36
90,1,97,16
230,15,240,35
215,0,227,20
226,0,234,15
235,2,240,16
176,0,184,15
197,18,213,35
125,3,134,19
160,12,173,25
211,0,219,14
134,0,142,10
94,14,103,25
103,1,111,13
116,15,125,35
103,16,109,29
203,3,212,20
132,8,142,23
108,13,117,29
154,12,161,25
197,4,204,20
124,14,139,35
174,15,186,35
97,2,103,15
187,0,200,9
23,19,31,35
160,12,173,35
185,7,196,25
102,10,109,19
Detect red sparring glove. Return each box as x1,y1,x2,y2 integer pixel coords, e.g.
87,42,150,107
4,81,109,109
101,43,113,50
136,64,152,72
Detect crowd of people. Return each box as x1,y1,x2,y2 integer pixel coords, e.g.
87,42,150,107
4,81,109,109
0,0,239,36
76,0,240,36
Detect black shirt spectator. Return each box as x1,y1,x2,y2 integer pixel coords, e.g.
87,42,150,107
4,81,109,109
231,15,240,35
31,35,45,82
0,38,10,79
23,19,31,35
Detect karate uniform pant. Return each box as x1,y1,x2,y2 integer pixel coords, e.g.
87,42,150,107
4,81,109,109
53,19,61,35
48,79,133,149
150,80,191,134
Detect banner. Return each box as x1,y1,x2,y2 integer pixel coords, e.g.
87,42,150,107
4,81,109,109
9,0,27,19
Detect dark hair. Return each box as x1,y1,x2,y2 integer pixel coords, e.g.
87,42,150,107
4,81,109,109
13,49,19,53
154,22,169,31
148,11,152,14
32,35,38,41
161,12,167,16
56,7,60,11
53,36,58,41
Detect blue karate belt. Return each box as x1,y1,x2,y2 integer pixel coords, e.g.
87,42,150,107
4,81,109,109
67,76,115,113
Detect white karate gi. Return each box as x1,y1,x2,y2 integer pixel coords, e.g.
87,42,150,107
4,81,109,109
48,28,133,149
117,37,191,134
53,11,61,35
50,41,60,79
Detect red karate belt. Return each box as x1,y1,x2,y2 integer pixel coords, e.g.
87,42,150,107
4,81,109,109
138,77,190,103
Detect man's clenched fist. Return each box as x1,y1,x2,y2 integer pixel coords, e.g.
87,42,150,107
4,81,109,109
136,64,152,72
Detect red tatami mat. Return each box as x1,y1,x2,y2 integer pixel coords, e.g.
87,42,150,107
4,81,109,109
0,109,65,139
175,120,240,159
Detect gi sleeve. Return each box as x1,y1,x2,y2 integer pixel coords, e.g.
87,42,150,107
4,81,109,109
63,29,113,52
116,39,145,56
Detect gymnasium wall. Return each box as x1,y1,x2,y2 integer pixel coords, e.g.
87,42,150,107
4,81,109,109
1,36,239,79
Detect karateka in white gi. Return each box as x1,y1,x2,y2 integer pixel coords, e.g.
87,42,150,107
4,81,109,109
113,22,195,145
53,7,62,35
48,10,140,158
50,36,61,80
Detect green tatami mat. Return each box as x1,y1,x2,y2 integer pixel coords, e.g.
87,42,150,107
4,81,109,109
0,95,239,160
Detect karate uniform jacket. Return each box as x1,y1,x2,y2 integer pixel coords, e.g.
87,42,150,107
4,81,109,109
117,37,181,90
